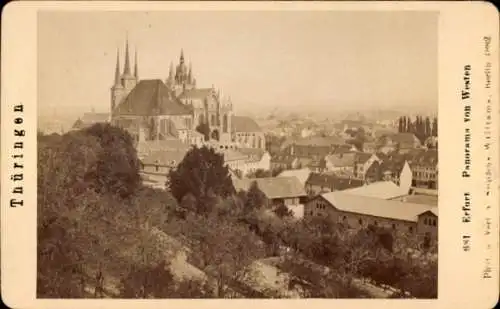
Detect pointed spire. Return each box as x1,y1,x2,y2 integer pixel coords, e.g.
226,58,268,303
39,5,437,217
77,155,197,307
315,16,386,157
114,48,121,86
169,61,174,78
188,62,192,82
123,34,131,75
180,49,185,64
134,48,138,79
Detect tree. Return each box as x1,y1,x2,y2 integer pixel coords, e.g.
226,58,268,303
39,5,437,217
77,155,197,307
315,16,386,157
196,122,210,141
274,203,293,218
247,168,272,178
406,117,412,133
178,214,267,297
120,261,176,298
425,117,432,138
83,123,141,199
244,181,267,213
271,166,284,177
431,117,438,137
167,145,234,215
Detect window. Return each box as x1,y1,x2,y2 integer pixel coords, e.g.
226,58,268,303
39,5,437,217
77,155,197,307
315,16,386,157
432,219,437,226
424,218,428,225
343,216,347,221
155,165,159,172
374,221,378,226
392,223,397,230
358,218,363,226
409,226,413,233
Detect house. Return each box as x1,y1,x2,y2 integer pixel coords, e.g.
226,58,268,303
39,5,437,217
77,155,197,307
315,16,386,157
282,136,346,158
305,191,437,247
136,138,190,159
223,149,253,173
277,168,313,188
233,176,308,218
353,153,381,182
305,172,364,196
324,152,357,174
307,157,327,173
270,154,300,171
362,141,377,154
331,144,357,155
378,133,422,153
140,149,188,189
409,149,438,190
236,148,272,176
378,159,413,189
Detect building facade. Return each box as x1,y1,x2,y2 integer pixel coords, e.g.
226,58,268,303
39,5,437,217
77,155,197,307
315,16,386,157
305,192,437,248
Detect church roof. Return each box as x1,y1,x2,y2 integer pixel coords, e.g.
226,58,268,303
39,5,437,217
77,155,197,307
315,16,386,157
232,116,262,132
178,88,214,100
114,79,192,116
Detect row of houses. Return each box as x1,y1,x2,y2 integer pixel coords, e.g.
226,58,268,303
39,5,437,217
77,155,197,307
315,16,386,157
271,147,437,191
229,169,437,248
138,139,272,189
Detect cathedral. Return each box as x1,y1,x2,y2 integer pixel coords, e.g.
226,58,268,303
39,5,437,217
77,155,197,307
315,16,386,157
110,38,235,145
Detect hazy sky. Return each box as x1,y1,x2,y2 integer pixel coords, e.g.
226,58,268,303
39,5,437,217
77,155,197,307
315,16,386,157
38,10,438,115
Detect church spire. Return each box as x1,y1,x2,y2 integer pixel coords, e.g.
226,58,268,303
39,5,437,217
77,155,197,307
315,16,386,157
188,62,192,82
180,49,185,64
123,35,131,76
134,48,138,80
168,61,174,79
114,48,121,86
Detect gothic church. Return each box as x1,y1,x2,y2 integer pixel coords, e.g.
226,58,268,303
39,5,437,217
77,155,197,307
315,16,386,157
110,39,234,145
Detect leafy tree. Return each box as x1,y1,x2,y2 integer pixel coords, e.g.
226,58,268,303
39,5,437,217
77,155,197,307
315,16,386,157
274,203,293,218
178,213,266,297
195,122,210,141
83,123,141,199
244,181,267,213
247,168,272,178
271,166,285,177
431,117,438,137
120,261,176,298
167,145,234,215
425,117,431,137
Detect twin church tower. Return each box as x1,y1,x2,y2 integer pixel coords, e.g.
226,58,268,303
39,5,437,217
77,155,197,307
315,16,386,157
110,38,198,113
109,37,234,144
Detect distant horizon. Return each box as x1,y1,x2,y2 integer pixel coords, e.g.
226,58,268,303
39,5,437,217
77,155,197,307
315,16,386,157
38,10,438,120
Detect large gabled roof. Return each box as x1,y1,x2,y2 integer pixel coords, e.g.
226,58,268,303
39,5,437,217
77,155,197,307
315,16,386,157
233,176,307,199
319,191,437,222
114,79,192,116
232,116,262,132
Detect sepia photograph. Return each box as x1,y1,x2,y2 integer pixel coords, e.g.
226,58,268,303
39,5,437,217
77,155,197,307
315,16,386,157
35,9,441,299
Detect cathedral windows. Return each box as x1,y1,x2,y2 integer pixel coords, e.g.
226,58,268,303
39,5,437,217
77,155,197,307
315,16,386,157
258,136,262,149
211,114,216,126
